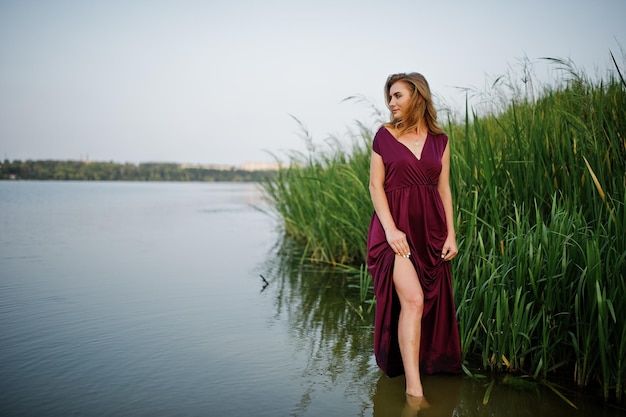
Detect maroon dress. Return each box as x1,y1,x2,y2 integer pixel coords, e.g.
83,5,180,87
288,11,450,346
367,126,461,377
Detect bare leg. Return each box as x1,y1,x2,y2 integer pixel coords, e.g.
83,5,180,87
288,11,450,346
393,254,425,398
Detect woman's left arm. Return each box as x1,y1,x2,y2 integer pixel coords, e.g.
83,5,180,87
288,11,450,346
438,142,458,261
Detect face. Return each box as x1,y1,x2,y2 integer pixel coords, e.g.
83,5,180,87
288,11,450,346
388,81,412,120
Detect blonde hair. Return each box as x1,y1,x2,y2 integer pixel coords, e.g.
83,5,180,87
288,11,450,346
384,72,444,136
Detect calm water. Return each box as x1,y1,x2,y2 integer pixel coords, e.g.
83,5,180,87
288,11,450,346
0,181,623,417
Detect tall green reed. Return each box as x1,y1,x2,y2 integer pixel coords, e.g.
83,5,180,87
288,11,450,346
261,122,373,265
260,54,626,402
446,57,625,401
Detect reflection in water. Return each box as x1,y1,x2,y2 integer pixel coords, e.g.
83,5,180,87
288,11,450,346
372,375,407,416
263,242,379,415
262,242,626,417
372,374,462,417
263,243,467,416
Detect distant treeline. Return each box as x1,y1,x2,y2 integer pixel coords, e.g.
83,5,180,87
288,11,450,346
0,159,277,182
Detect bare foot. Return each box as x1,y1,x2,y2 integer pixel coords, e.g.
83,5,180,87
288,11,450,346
401,394,429,416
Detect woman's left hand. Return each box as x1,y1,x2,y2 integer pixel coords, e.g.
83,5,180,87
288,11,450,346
441,235,458,261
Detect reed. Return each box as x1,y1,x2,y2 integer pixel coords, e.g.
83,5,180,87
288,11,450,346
444,57,624,401
262,122,373,265
260,54,626,402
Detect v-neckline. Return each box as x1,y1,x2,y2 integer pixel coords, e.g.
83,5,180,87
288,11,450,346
384,126,429,161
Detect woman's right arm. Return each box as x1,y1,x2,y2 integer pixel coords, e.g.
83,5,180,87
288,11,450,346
369,151,410,257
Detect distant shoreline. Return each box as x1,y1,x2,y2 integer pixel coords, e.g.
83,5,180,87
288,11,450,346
0,159,280,182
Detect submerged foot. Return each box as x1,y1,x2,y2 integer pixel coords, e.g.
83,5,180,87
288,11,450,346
402,394,429,416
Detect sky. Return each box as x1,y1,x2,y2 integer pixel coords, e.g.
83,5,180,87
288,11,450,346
1,0,625,166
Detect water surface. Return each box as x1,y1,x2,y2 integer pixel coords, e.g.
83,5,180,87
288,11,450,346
0,181,622,416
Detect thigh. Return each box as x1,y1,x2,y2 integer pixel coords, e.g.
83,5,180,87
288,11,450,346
393,255,423,304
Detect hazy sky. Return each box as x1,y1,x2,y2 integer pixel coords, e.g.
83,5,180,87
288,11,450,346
1,0,624,165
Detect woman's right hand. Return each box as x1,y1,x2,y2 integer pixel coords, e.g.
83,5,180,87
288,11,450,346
386,228,411,258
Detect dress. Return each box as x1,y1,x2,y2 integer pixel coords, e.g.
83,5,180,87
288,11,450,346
367,126,461,377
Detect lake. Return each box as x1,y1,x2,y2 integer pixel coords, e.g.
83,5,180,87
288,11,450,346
0,181,622,416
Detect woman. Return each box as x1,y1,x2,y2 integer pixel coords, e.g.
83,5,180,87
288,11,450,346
366,73,461,399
